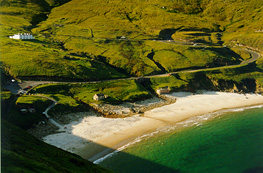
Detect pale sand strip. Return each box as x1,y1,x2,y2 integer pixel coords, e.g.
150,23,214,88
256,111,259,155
42,92,263,161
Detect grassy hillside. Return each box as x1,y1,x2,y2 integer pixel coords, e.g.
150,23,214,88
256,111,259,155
0,37,127,80
33,0,220,39
1,0,262,80
30,0,263,75
0,0,129,81
34,0,263,39
30,80,151,105
0,0,70,35
1,120,111,172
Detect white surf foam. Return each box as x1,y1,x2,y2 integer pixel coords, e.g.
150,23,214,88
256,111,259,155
93,104,263,164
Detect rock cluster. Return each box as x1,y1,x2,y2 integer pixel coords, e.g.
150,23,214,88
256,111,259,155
55,112,89,124
91,96,177,117
27,121,58,139
91,104,131,117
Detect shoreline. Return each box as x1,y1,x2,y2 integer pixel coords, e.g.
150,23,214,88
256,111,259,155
41,91,263,163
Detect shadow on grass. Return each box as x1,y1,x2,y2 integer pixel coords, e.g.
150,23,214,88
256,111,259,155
2,94,179,172
23,39,52,45
2,117,180,172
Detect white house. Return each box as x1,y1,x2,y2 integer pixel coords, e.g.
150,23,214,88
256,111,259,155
156,86,170,95
9,33,34,40
93,93,106,101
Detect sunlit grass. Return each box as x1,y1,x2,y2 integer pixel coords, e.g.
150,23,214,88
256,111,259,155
30,80,151,104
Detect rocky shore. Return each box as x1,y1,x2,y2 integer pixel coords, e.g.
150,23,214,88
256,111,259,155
90,95,177,117
27,95,177,138
27,121,58,139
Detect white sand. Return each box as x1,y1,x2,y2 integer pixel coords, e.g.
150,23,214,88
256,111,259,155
42,92,263,161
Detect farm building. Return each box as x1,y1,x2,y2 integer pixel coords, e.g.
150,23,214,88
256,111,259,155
156,86,170,95
93,93,106,100
9,33,34,40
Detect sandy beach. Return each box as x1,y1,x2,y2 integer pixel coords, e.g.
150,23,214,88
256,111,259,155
42,91,263,162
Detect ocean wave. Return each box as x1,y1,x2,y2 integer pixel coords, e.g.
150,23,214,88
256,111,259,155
93,104,263,164
93,130,160,164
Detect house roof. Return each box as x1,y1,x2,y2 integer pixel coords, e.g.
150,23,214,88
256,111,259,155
95,93,104,96
158,86,169,90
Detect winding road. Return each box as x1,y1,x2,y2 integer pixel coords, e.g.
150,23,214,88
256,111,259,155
38,95,63,129
3,42,261,127
5,44,261,94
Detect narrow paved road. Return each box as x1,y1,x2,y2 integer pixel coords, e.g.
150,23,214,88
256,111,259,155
144,48,261,78
39,95,63,129
4,46,261,94
240,49,261,65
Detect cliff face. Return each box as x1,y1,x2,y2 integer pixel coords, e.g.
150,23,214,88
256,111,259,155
256,82,263,94
209,78,258,93
173,72,263,94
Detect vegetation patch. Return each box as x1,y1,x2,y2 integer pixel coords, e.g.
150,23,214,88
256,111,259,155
0,37,126,80
150,74,194,91
1,90,12,101
3,95,52,129
2,0,262,79
1,120,111,172
30,80,151,105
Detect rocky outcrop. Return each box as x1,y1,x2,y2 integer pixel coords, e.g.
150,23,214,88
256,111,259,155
255,81,263,94
209,78,258,93
90,103,132,117
90,95,177,117
27,121,58,139
177,72,262,94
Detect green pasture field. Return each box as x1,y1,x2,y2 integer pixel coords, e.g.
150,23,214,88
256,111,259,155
1,0,263,80
150,75,190,91
16,95,51,105
30,79,151,105
0,36,126,80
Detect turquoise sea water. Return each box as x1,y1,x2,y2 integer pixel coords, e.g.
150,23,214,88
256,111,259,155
97,106,263,173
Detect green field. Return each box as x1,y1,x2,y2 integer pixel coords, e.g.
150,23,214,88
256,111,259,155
0,37,127,80
30,80,151,105
1,0,262,80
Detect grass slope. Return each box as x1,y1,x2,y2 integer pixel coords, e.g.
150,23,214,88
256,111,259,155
0,0,70,35
0,37,127,80
1,0,262,79
30,79,151,105
1,120,111,172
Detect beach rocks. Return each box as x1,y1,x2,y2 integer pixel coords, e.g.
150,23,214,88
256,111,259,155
91,104,132,117
27,121,58,139
90,96,177,117
55,112,89,124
